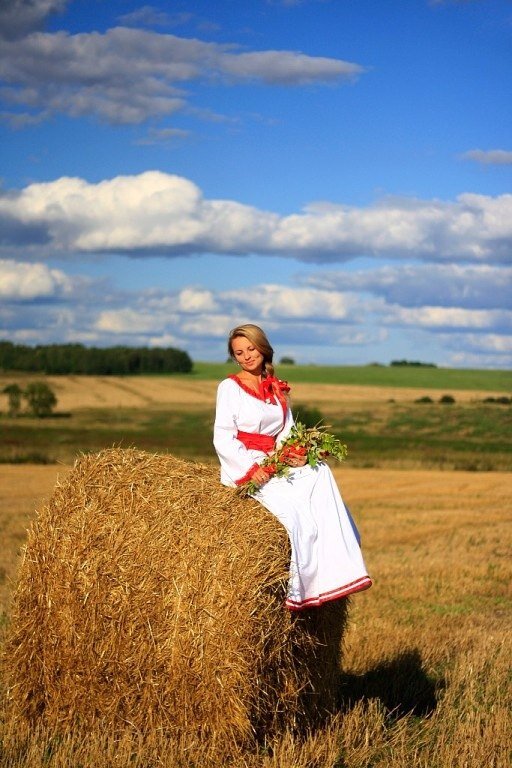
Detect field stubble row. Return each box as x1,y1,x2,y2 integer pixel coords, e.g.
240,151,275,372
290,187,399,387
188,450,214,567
0,463,510,767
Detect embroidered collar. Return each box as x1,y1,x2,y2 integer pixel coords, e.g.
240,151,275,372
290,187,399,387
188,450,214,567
229,374,290,404
229,374,289,430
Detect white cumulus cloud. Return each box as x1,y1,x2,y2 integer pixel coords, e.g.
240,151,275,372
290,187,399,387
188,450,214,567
0,258,73,299
1,172,512,264
461,333,512,353
2,268,511,367
95,307,166,334
303,264,512,310
219,284,356,321
382,305,512,332
443,333,512,368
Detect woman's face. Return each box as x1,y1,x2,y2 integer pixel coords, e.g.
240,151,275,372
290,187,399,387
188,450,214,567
231,336,264,375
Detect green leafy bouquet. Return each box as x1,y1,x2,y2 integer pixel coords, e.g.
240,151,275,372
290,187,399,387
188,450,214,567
237,421,348,498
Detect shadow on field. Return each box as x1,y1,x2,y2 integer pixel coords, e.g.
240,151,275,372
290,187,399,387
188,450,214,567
338,648,442,720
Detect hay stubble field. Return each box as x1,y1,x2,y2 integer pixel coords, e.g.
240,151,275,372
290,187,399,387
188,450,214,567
0,373,511,767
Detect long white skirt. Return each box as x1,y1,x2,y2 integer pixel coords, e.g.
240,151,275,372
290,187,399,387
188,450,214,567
253,462,372,610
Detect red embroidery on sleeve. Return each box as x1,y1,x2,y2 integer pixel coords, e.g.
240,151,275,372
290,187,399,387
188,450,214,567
234,463,262,486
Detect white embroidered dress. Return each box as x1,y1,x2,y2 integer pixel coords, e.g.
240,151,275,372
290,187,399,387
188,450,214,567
213,376,372,610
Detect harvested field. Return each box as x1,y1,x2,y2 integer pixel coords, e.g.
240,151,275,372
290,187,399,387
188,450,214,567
0,465,68,621
0,374,505,412
4,375,511,471
1,461,511,766
0,375,219,411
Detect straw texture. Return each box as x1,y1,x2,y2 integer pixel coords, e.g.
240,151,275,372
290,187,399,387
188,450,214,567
3,448,348,754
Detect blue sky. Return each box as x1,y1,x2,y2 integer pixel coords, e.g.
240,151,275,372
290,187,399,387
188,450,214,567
1,0,511,367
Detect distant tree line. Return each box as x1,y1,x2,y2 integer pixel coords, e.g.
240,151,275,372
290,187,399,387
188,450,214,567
0,341,193,375
390,359,437,368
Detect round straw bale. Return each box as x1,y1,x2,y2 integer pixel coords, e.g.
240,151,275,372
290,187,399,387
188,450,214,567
3,448,348,750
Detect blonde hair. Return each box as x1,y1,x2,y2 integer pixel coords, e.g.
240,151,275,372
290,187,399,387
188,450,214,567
228,324,275,377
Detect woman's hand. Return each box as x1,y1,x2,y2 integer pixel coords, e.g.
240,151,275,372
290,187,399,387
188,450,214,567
251,447,307,489
251,466,272,486
284,454,307,468
280,445,308,468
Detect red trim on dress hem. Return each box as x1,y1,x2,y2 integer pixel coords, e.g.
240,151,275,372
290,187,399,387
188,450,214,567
285,576,372,611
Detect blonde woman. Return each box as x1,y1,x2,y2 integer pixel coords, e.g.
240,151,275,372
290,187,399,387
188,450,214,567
213,323,371,611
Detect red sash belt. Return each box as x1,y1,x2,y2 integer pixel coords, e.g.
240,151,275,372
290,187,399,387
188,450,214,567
236,430,276,454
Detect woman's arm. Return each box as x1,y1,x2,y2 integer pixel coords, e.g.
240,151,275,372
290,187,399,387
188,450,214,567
276,399,295,446
213,380,265,486
275,400,307,467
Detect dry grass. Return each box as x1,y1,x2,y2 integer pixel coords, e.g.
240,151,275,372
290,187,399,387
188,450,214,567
335,467,512,767
0,463,511,767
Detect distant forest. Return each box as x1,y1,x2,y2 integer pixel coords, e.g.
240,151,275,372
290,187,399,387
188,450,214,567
0,341,193,375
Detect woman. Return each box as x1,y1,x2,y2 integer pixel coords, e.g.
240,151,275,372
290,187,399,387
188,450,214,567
213,323,372,610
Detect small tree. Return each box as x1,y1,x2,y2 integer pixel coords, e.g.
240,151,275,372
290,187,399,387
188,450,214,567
279,356,295,365
24,381,57,417
2,383,23,417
